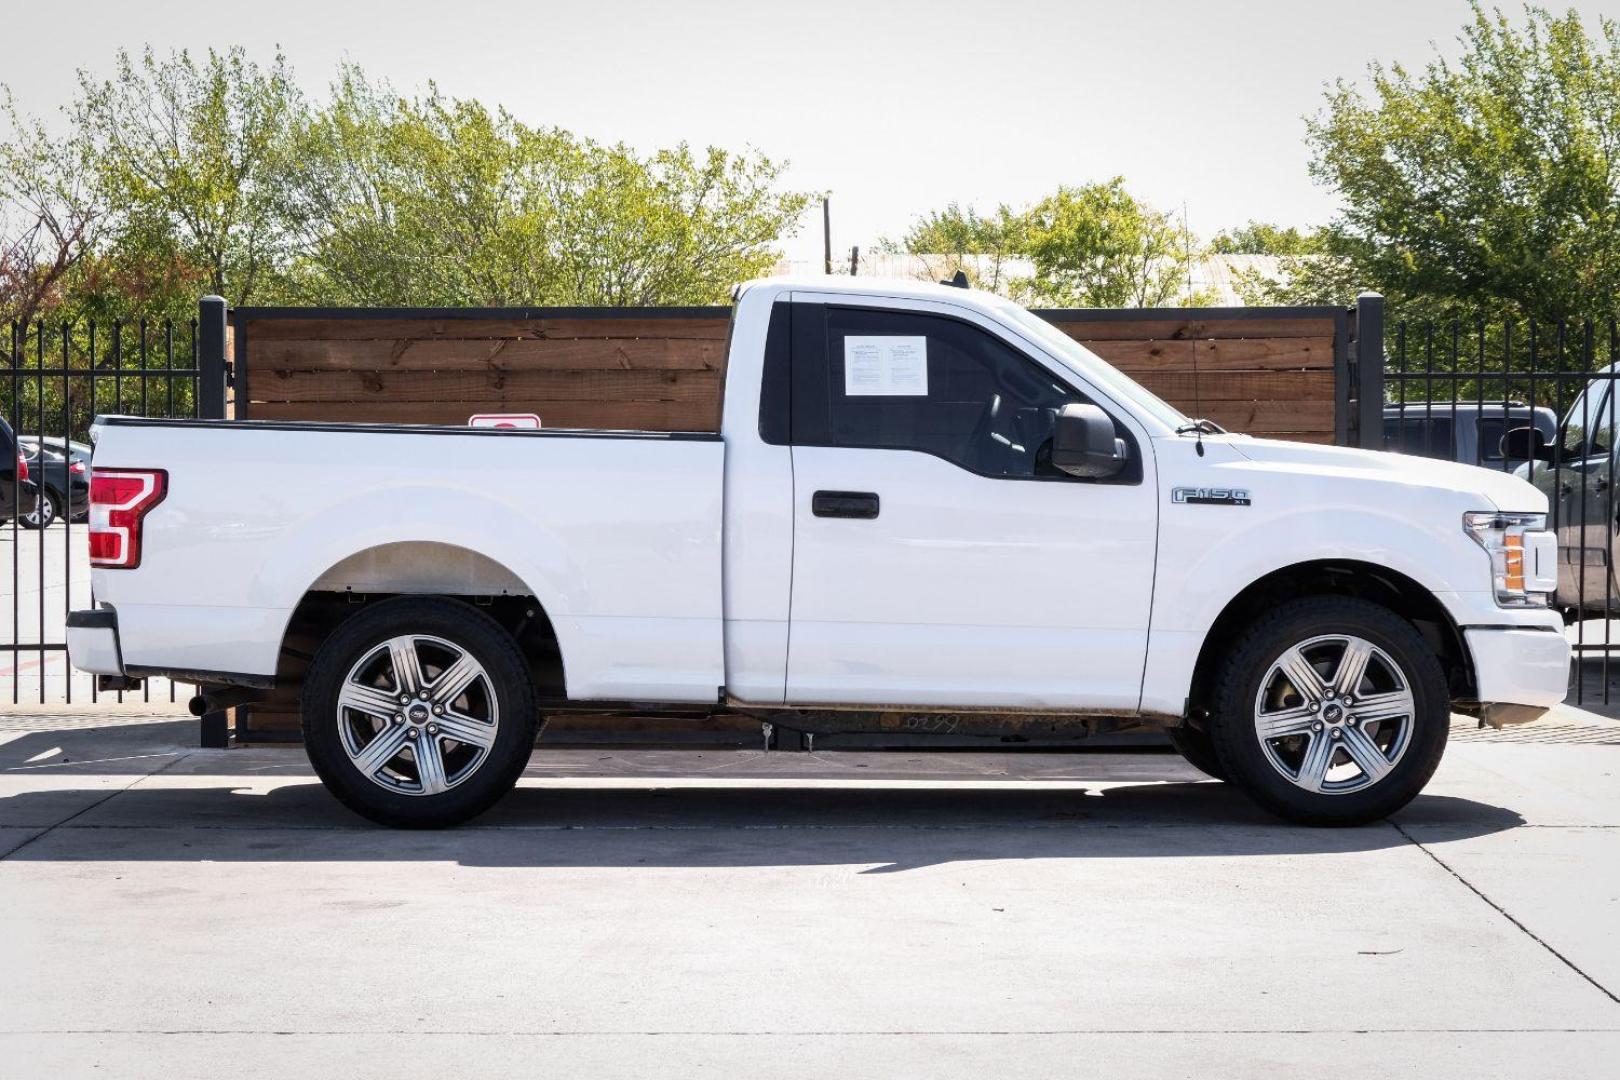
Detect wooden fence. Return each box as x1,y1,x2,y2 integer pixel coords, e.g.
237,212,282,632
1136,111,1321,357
229,302,1352,444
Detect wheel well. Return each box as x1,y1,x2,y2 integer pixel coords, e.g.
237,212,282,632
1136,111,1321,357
278,592,565,701
276,543,566,701
1185,560,1472,724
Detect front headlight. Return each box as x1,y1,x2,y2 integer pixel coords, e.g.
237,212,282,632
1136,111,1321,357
1463,511,1551,607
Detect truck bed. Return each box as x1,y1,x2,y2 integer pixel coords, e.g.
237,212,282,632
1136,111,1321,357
87,416,726,702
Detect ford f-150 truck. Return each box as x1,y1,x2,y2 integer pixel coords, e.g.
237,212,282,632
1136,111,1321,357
67,277,1571,828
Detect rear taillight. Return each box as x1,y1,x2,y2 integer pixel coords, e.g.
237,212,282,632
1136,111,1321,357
16,452,27,482
89,469,167,569
69,459,86,474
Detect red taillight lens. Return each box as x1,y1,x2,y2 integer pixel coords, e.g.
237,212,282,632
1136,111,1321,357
16,452,27,482
69,459,86,474
88,469,167,569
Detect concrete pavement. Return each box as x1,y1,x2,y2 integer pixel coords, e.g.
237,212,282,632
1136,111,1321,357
1,711,1617,1078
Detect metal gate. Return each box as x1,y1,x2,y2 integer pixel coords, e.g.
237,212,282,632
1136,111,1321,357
2,317,208,706
1382,309,1615,704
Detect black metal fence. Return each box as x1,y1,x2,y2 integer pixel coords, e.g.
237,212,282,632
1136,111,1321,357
3,317,205,706
1382,304,1615,704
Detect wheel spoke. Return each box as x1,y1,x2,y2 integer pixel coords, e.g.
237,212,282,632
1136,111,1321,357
1258,704,1317,740
1351,689,1413,724
430,652,483,708
339,682,401,721
351,724,411,776
1276,646,1328,704
388,637,425,695
1339,724,1393,783
1333,639,1374,697
414,735,449,795
1294,731,1335,792
435,710,496,750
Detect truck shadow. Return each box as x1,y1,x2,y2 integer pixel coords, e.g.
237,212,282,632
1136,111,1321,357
0,719,1525,870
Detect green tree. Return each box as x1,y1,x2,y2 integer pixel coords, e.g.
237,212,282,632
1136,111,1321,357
283,67,811,306
70,46,304,315
1278,3,1620,320
882,201,1026,292
1020,179,1197,308
1209,221,1320,256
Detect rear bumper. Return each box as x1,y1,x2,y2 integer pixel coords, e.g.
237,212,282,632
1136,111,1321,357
67,608,124,676
1463,626,1571,724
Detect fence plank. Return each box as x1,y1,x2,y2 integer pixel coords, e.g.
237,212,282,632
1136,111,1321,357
242,316,731,341
249,398,721,430
1044,315,1337,341
252,337,725,372
255,368,722,404
1201,400,1335,432
1086,337,1335,372
1133,370,1333,401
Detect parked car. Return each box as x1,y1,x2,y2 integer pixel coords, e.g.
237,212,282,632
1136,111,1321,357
0,416,41,526
69,277,1570,828
1384,403,1557,471
17,436,91,528
1506,362,1620,612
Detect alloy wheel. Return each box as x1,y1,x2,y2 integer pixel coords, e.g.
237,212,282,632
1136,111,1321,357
337,634,500,796
1252,633,1415,795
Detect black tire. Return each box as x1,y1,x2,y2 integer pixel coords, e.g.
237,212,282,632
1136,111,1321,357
20,490,58,529
1208,596,1449,826
302,596,538,828
1165,724,1228,781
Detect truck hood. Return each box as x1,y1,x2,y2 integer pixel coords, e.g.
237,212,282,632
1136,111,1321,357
1226,436,1548,514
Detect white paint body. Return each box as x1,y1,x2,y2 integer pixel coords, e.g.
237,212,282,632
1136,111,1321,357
72,277,1570,718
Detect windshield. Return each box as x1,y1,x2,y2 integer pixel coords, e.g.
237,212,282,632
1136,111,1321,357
992,300,1190,431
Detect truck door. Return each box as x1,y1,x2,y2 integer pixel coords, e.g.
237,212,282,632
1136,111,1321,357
781,298,1158,710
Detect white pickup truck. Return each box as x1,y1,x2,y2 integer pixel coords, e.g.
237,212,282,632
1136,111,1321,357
68,277,1571,827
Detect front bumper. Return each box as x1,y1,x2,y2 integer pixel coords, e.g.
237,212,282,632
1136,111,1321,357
67,608,124,677
1463,625,1571,725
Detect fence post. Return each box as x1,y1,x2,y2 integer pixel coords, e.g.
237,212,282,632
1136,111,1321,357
1354,292,1385,449
198,295,228,421
196,295,232,747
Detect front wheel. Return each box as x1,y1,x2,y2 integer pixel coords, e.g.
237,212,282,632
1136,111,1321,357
1209,596,1449,826
302,597,538,828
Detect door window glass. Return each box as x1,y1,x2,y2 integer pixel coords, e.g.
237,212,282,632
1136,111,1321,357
801,306,1123,480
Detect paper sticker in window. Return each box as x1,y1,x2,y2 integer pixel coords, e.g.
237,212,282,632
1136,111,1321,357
843,336,928,396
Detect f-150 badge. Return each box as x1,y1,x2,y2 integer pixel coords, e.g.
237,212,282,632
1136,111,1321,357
1172,487,1251,506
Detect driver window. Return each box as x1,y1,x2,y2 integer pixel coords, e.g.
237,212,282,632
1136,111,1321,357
815,306,1090,479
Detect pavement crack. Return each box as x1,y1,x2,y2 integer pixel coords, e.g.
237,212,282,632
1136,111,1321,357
1389,819,1620,1006
0,753,189,862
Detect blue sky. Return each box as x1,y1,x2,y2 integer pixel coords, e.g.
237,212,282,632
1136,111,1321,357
10,0,1620,263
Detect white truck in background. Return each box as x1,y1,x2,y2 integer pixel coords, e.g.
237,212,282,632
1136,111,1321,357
69,277,1570,827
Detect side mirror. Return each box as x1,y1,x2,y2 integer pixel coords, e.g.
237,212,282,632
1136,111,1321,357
1052,403,1127,479
1501,425,1553,462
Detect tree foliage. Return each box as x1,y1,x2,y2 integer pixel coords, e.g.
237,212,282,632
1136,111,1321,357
1273,2,1620,320
0,50,812,321
281,68,808,306
1209,221,1320,256
880,201,1026,293
1020,180,1196,307
888,180,1203,307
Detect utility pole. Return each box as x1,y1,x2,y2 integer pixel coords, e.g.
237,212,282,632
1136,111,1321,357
823,197,832,275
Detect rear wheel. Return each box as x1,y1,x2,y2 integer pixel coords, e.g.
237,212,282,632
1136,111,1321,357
1209,596,1449,826
302,597,538,828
